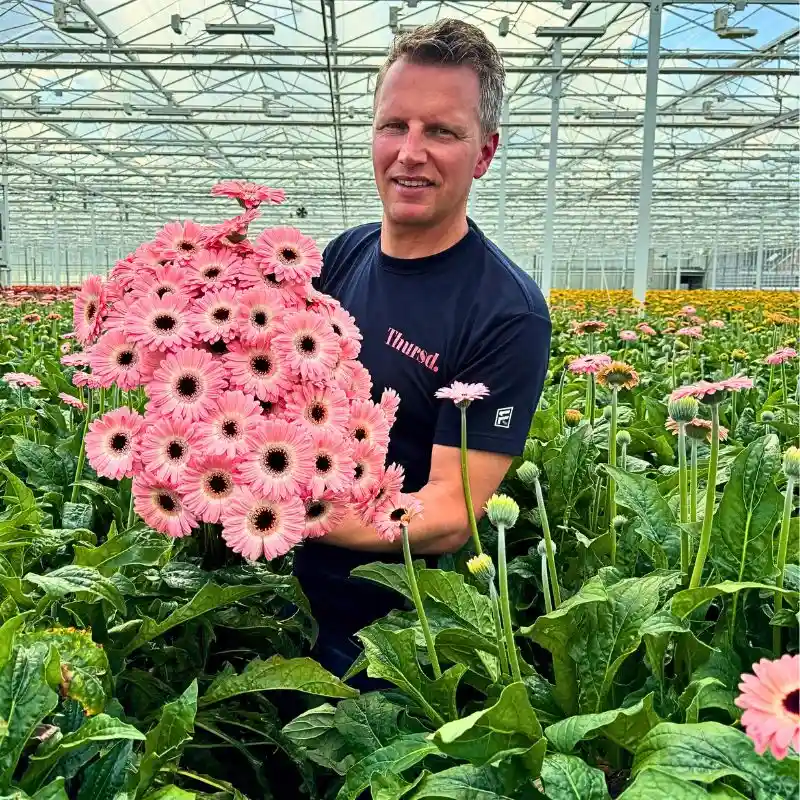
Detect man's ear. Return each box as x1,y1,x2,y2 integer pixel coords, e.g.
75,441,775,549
474,131,500,179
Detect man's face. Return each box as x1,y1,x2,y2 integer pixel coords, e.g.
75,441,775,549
372,59,498,229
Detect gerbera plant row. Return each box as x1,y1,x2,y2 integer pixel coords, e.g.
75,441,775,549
0,194,798,800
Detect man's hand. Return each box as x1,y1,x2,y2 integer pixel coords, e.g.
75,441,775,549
318,444,512,554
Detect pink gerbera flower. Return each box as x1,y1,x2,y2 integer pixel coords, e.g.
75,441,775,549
435,381,491,408
147,347,227,422
619,330,638,342
129,263,192,303
735,654,800,760
346,399,391,451
709,319,726,329
321,303,362,359
302,491,348,539
211,180,286,209
373,493,423,542
636,323,657,336
239,419,314,500
184,248,240,294
221,487,305,561
681,305,697,315
665,417,729,442
284,382,349,435
568,354,613,375
349,440,385,502
127,293,196,353
139,415,200,484
89,330,161,391
59,392,86,411
354,463,405,525
675,326,704,339
379,388,401,428
153,220,205,262
73,276,107,345
2,372,42,389
272,310,340,384
765,348,797,366
224,337,292,402
250,227,323,285
181,454,239,524
200,209,260,248
670,376,754,404
307,429,355,496
236,286,287,344
574,320,607,335
333,359,373,401
188,287,240,343
85,408,144,480
196,390,266,459
132,475,196,538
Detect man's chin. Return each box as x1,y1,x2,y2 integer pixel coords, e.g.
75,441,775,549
385,203,436,227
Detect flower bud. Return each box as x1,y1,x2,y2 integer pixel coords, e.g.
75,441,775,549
516,461,539,487
731,348,748,361
668,395,699,424
612,514,628,531
760,411,775,423
485,494,519,529
616,430,632,446
783,446,800,479
537,538,557,558
467,553,496,589
603,406,613,421
565,408,583,427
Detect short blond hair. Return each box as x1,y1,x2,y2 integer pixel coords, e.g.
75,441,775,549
375,18,505,136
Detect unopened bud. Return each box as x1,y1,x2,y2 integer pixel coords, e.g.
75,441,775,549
761,411,775,423
565,408,582,427
537,539,556,558
516,461,540,487
731,349,748,361
783,446,800,479
668,395,699,424
680,371,692,382
467,553,496,589
612,514,628,531
485,494,520,529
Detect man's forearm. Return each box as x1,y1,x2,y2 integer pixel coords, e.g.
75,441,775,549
318,481,474,555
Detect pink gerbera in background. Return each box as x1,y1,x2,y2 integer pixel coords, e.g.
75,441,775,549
73,275,107,345
670,376,754,403
675,326,704,339
153,219,205,262
765,347,797,366
709,319,726,328
568,354,613,375
133,474,197,538
2,372,42,389
211,180,286,209
129,263,191,303
735,654,800,760
619,329,638,342
636,323,657,336
85,408,144,480
251,227,323,285
59,392,86,411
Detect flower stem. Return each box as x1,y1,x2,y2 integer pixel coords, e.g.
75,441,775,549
690,438,698,523
677,422,690,577
489,582,510,679
401,523,441,679
607,387,618,566
588,373,596,427
496,523,522,682
540,551,553,614
767,365,774,399
620,442,628,471
534,475,561,607
70,398,93,504
781,363,788,412
689,403,720,589
459,407,482,555
773,476,795,656
557,368,566,435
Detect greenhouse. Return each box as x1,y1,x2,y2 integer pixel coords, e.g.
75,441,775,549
0,2,798,800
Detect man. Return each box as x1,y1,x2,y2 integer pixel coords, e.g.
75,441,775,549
293,19,551,679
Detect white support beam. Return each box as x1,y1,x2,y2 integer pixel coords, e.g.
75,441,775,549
710,227,719,289
541,39,561,300
496,97,511,249
755,217,765,289
582,253,589,290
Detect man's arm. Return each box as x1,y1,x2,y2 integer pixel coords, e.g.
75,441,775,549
318,444,511,554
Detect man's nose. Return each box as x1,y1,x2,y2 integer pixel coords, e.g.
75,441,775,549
397,128,427,166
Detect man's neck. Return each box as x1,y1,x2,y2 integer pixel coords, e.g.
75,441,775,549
380,214,469,260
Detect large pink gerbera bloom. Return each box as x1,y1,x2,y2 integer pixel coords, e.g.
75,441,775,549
307,429,355,496
127,293,196,353
250,227,323,285
153,220,205,262
765,348,797,366
89,330,161,391
131,242,165,272
435,381,490,408
272,310,340,384
147,347,227,422
302,491,348,539
284,382,349,435
237,286,287,344
73,276,107,345
196,390,265,459
139,415,200,485
735,654,800,760
239,419,314,500
211,180,285,209
321,303,362,359
333,359,373,401
182,454,240,524
184,248,240,294
188,287,240,343
670,376,754,403
129,263,192,303
373,493,424,542
568,354,613,375
85,407,144,480
132,474,197,538
346,399,391,452
200,209,260,248
224,337,292,403
349,440,386,502
221,487,305,561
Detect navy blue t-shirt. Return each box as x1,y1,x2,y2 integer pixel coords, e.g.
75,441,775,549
293,220,551,648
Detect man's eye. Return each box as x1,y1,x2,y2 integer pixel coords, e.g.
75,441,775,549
382,122,405,131
431,127,454,137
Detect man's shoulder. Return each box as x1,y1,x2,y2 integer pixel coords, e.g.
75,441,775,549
323,222,381,265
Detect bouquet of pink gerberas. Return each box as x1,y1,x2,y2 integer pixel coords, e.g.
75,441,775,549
72,180,417,560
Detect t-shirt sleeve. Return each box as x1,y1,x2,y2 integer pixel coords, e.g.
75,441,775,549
432,310,552,456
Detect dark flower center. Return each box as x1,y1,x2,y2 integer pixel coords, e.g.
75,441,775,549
222,420,239,438
300,335,316,354
354,427,367,441
310,403,326,423
86,301,97,320
208,339,229,355
784,689,800,715
177,375,198,398
252,311,267,326
331,323,342,336
316,455,331,472
251,356,271,375
306,501,325,519
212,307,230,323
254,508,276,532
158,492,176,512
156,286,171,298
179,241,195,252
354,464,364,480
204,267,220,280
167,441,184,460
265,273,280,285
110,433,128,452
390,508,406,522
154,314,176,332
117,350,135,367
207,472,230,495
280,247,298,263
265,448,288,473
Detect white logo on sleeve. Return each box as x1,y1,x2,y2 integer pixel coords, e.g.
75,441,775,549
494,407,513,428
